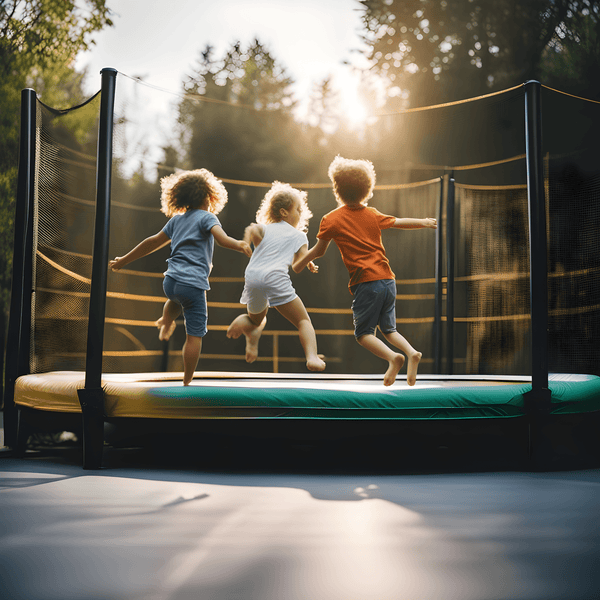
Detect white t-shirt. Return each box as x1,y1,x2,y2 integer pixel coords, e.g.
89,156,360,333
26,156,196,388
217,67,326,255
245,221,308,280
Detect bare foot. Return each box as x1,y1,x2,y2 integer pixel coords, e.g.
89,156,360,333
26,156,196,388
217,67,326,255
226,320,243,340
245,328,262,363
406,351,422,386
307,356,326,372
155,317,176,341
383,353,405,386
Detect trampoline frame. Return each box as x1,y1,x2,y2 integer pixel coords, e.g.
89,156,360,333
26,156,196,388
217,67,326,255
2,72,559,469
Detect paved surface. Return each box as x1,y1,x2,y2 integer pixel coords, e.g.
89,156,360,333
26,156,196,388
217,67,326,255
1,441,600,600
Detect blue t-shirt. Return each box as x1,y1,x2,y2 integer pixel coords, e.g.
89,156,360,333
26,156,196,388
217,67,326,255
161,209,221,290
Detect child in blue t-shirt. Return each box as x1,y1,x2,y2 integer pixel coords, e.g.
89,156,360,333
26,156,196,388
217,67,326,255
110,169,251,385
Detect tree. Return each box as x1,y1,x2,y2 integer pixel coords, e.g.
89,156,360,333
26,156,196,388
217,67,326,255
1,0,112,76
178,40,321,184
357,0,594,106
0,0,113,385
541,2,600,99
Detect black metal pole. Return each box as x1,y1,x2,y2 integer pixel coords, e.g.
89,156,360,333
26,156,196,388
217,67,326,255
433,176,444,373
524,80,552,470
77,68,117,469
445,173,455,374
3,89,37,448
524,81,550,397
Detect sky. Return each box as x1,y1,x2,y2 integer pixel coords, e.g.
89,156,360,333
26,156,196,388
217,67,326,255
75,0,373,122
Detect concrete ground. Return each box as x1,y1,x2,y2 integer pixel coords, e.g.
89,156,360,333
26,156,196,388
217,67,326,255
1,420,600,600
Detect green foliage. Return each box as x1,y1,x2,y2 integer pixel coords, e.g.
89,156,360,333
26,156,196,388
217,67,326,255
0,0,113,343
0,0,113,75
178,40,325,183
358,0,597,105
541,3,600,99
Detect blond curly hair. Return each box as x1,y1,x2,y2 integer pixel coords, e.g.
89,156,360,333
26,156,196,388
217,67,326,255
255,181,313,233
328,155,376,206
160,168,228,217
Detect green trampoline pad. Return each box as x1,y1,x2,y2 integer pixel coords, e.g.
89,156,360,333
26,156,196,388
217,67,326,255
14,372,600,421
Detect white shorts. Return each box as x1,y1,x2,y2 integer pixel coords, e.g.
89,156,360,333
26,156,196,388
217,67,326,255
240,270,298,314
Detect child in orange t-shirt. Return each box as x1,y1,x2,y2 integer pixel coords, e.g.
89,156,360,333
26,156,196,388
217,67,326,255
293,156,437,386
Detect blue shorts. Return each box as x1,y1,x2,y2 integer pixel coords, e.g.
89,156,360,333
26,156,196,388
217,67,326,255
350,279,397,339
163,276,207,337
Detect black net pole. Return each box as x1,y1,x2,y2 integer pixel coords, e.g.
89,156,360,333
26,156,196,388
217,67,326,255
445,174,455,374
433,176,444,373
524,80,552,469
3,89,37,448
524,81,550,398
77,68,117,469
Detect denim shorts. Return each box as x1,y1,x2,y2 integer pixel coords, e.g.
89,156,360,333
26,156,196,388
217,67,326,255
350,279,397,339
163,275,207,337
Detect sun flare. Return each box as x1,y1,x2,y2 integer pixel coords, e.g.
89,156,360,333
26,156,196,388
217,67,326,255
343,93,369,128
336,71,374,130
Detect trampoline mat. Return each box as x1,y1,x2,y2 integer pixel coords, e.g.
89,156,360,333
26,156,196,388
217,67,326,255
13,371,600,421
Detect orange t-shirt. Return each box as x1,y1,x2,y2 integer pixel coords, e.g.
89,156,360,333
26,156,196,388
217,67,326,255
317,205,396,292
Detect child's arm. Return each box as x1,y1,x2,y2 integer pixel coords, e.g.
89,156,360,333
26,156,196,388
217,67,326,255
243,223,264,247
292,244,319,274
393,217,437,229
292,238,331,273
212,225,252,257
109,231,170,271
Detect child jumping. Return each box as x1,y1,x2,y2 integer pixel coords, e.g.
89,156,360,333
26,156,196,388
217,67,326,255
109,168,251,386
293,156,437,386
227,181,326,372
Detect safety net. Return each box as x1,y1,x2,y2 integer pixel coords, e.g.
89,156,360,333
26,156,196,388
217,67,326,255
30,93,101,374
22,74,600,378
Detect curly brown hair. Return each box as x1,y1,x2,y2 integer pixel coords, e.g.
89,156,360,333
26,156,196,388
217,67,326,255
328,155,376,206
255,181,313,233
160,169,228,217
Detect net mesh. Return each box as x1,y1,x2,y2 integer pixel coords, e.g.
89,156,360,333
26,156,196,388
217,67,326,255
30,96,100,373
544,88,600,376
23,76,600,377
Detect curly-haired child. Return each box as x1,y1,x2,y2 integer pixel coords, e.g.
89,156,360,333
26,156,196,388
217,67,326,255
293,156,436,386
110,168,251,385
227,182,326,372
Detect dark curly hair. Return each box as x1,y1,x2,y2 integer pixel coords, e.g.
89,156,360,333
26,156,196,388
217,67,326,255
328,155,376,206
160,168,228,217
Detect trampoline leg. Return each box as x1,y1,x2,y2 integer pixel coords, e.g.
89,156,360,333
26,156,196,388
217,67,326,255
525,388,553,471
13,409,30,458
528,414,554,471
77,388,105,469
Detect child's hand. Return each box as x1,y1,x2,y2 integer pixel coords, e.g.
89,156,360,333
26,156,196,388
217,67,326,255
307,261,319,274
424,218,437,228
239,241,252,257
109,257,123,271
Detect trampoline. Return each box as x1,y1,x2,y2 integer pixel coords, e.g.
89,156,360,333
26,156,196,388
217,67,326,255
14,371,600,421
4,70,600,470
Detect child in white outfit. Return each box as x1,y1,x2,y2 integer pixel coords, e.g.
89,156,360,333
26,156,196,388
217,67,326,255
227,182,326,372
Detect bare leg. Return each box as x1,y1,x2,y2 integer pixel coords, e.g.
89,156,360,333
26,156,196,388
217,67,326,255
182,334,202,385
275,297,326,372
383,331,422,386
155,299,181,341
227,309,267,363
357,333,406,386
